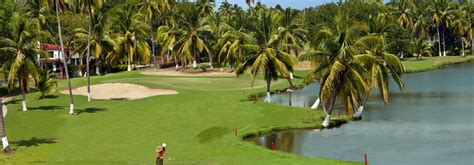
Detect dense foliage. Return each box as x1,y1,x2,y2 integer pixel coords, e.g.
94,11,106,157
0,0,472,123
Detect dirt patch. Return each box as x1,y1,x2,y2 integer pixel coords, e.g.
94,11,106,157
141,68,236,77
60,83,178,100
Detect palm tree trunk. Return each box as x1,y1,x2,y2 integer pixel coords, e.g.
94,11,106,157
21,91,27,112
56,0,74,115
193,44,197,68
264,77,271,102
442,26,446,56
321,82,341,127
437,26,442,56
86,1,92,102
0,97,11,154
20,77,27,112
127,45,132,71
174,54,179,69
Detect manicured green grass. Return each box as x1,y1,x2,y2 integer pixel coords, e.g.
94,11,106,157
0,70,359,164
403,56,474,73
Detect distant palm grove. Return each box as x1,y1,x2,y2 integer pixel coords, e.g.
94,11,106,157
0,0,473,139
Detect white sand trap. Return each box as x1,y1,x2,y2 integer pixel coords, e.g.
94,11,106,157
61,83,178,100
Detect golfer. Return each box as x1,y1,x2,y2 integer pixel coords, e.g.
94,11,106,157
155,143,166,165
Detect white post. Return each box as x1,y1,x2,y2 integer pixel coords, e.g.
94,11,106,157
289,72,294,79
264,92,271,102
353,105,364,118
22,100,27,112
2,137,9,151
69,104,74,115
310,97,320,109
322,114,331,127
87,93,91,102
175,64,179,69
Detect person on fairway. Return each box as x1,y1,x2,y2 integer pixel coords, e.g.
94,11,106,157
156,143,166,165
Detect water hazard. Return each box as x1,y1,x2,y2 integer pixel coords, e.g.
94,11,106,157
248,63,474,165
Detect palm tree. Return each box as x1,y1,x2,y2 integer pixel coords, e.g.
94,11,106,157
0,12,46,112
276,8,307,79
156,17,180,68
55,0,75,115
35,69,57,99
394,0,415,29
219,29,252,69
300,14,373,127
411,38,432,60
174,3,213,68
351,16,404,118
451,8,470,57
81,0,104,102
139,0,159,67
428,0,453,57
110,5,150,71
412,14,429,38
236,11,296,103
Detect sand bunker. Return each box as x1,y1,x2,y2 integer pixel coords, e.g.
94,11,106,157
61,83,178,100
141,68,235,77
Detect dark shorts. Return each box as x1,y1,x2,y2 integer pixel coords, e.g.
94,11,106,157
156,158,163,165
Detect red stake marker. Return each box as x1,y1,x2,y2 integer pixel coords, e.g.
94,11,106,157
364,153,368,165
271,142,275,150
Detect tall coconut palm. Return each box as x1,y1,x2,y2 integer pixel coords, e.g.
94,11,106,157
174,3,213,68
110,5,150,71
139,0,159,67
0,12,46,112
428,0,453,57
82,0,104,102
276,8,307,79
156,17,181,68
300,14,373,127
394,0,415,29
354,35,405,117
451,8,470,57
236,11,296,103
55,0,75,115
351,16,404,118
219,29,252,69
412,14,430,38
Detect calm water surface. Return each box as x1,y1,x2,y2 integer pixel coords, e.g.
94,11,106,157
249,63,474,165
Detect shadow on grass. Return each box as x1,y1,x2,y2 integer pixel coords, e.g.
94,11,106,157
28,105,66,111
11,137,57,147
76,107,107,115
42,95,58,99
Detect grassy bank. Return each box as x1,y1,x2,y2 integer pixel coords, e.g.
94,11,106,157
0,70,359,164
403,56,474,73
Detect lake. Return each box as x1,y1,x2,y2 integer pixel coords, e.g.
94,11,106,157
248,63,474,165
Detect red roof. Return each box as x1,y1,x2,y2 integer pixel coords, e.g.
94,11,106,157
42,44,60,50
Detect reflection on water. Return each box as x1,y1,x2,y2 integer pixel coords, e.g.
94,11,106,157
249,63,474,165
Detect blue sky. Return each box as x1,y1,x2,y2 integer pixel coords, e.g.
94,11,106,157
214,0,390,10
